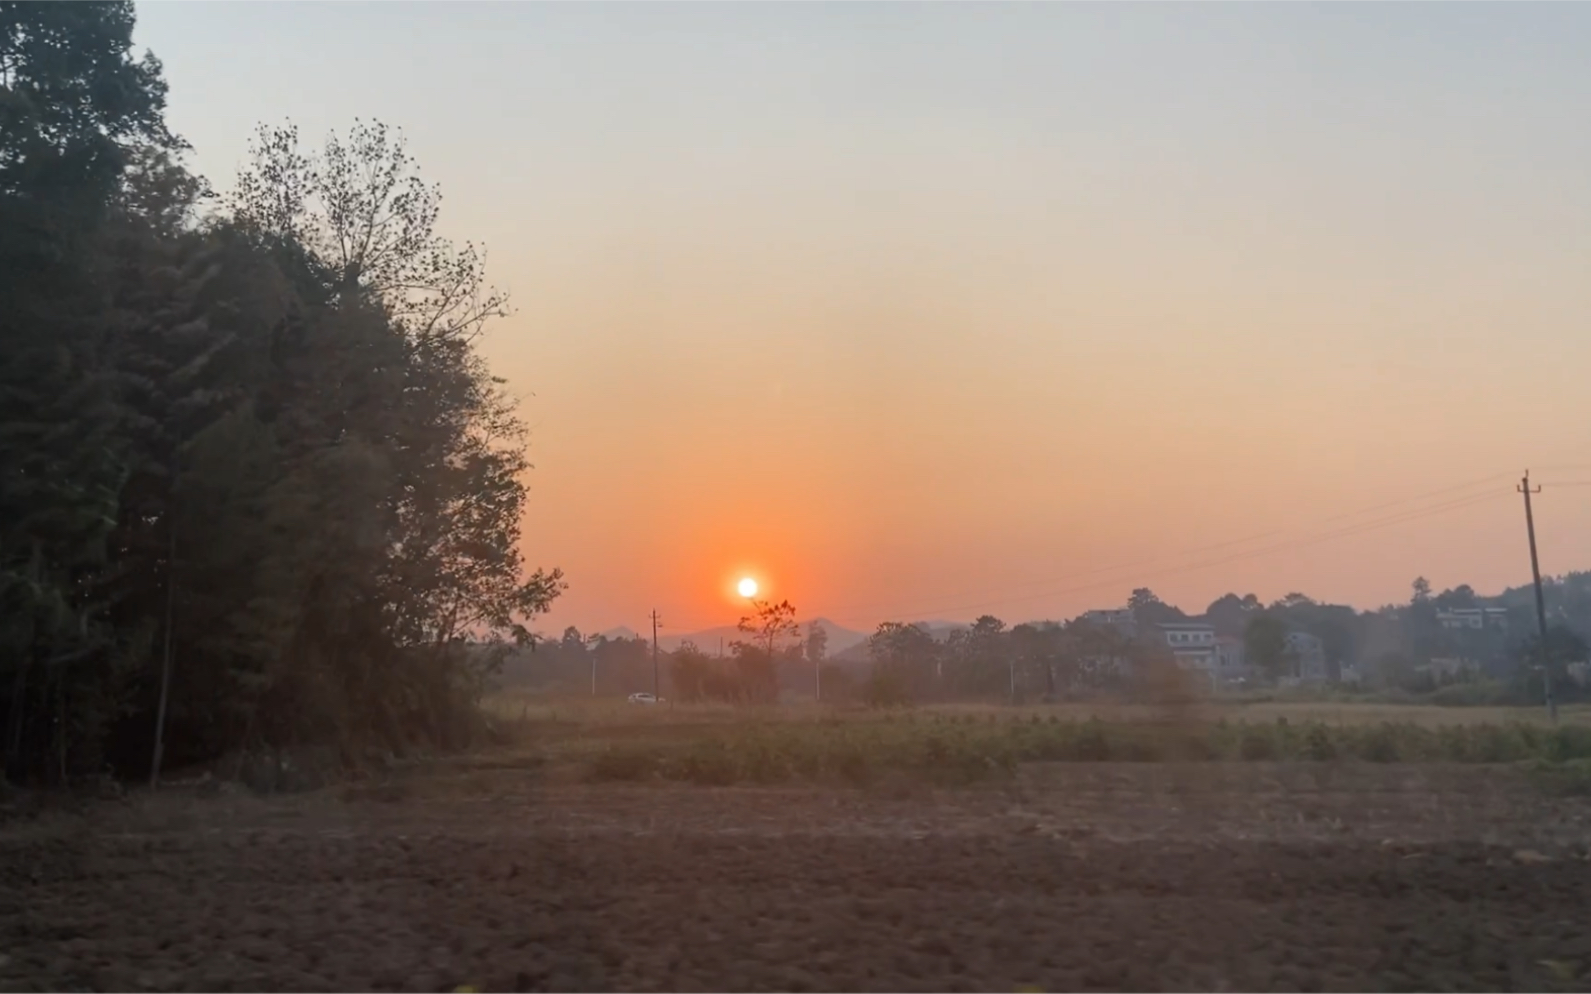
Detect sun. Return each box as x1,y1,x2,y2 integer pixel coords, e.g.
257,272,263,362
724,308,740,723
737,577,759,598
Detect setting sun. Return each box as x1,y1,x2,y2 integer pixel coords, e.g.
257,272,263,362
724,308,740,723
737,577,759,598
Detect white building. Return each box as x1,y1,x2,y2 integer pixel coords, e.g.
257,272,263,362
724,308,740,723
1436,607,1509,631
1214,635,1247,683
1156,622,1218,679
1079,608,1137,636
1285,630,1328,683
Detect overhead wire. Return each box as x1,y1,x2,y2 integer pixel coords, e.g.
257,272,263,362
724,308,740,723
817,469,1518,623
822,485,1514,627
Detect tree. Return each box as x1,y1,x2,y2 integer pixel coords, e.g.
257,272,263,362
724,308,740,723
1009,622,1073,702
1128,588,1185,628
3,28,566,777
866,622,940,702
1,0,186,781
1128,588,1162,612
1515,625,1589,701
1244,615,1293,683
1411,577,1432,604
1205,593,1260,637
805,622,828,664
737,600,799,661
727,600,798,704
669,641,712,703
804,621,828,701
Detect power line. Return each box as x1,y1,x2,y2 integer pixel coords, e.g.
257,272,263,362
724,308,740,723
825,487,1512,626
819,471,1517,623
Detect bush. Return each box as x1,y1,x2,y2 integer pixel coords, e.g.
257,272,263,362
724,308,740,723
1239,727,1278,761
1303,724,1337,762
863,671,912,709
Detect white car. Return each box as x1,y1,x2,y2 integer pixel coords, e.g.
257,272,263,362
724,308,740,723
627,692,662,705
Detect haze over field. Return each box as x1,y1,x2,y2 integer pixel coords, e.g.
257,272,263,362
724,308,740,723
133,2,1591,634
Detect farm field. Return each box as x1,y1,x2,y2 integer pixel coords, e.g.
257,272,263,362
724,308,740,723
4,703,1591,992
486,692,1591,731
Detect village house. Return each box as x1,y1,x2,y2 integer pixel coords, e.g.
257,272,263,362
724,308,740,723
1155,622,1219,683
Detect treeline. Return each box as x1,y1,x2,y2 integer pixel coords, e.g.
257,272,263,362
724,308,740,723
505,603,808,705
513,573,1591,709
851,577,1591,705
1,3,560,785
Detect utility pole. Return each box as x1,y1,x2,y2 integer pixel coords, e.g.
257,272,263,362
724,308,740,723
650,610,661,701
1519,471,1557,723
150,520,177,788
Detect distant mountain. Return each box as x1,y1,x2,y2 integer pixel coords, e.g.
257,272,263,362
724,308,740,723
660,617,869,656
917,620,971,639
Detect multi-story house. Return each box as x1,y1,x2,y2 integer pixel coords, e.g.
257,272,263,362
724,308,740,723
1079,608,1137,637
1436,607,1509,632
1214,635,1247,683
1284,630,1328,683
1155,622,1218,678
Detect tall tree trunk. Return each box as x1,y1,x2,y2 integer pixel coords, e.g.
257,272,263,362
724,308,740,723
5,656,30,782
150,521,176,788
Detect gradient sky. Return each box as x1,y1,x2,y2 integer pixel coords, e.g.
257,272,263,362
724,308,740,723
133,2,1591,635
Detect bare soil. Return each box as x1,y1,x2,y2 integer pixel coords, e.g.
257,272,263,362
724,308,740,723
3,762,1590,992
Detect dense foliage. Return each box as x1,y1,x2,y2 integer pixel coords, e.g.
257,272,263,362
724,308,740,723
0,3,561,784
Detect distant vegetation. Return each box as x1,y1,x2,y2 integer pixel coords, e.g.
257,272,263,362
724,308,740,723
1,3,560,785
506,577,1591,710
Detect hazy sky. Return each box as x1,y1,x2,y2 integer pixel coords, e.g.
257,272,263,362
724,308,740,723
134,2,1591,635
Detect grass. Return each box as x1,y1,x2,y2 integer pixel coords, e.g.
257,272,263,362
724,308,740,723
484,690,1591,730
555,711,1591,788
478,691,1591,789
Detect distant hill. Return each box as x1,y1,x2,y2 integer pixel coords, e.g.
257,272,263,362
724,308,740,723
598,626,641,642
660,617,869,656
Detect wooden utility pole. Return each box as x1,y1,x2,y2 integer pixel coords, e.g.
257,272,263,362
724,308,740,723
650,610,662,700
1519,471,1557,723
150,522,177,788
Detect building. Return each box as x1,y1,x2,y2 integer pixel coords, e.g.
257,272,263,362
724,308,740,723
1568,662,1591,688
1156,622,1218,678
1079,608,1137,637
1436,607,1509,632
1284,630,1328,683
1214,635,1248,683
1422,657,1480,683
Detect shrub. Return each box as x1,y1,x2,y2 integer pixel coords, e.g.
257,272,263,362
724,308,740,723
863,672,912,709
1303,723,1338,762
1355,725,1402,763
1239,726,1278,761
573,713,1591,788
